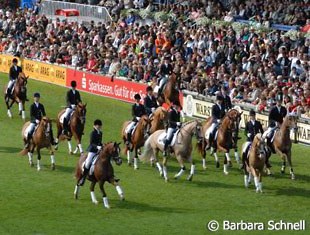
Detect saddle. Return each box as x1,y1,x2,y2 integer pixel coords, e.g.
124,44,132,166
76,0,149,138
82,154,99,176
157,130,180,147
59,110,75,124
125,122,138,135
24,124,39,138
268,129,279,154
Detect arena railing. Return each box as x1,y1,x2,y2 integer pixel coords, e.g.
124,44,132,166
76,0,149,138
39,0,112,24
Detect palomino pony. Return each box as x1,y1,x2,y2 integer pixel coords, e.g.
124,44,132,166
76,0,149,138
4,72,28,120
121,115,150,169
55,103,87,154
242,133,267,193
20,117,55,171
149,106,168,134
197,109,242,171
157,73,180,106
140,119,203,182
266,115,298,180
74,142,124,209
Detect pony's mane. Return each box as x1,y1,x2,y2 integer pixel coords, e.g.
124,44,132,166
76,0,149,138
182,119,197,127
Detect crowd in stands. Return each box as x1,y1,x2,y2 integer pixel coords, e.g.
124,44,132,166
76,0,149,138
0,1,309,117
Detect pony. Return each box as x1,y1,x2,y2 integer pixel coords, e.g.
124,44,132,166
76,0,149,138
140,119,203,182
121,115,150,169
197,109,242,172
20,117,55,171
55,103,87,154
241,133,267,193
265,115,298,180
157,73,180,106
149,106,168,134
74,142,124,209
4,72,28,120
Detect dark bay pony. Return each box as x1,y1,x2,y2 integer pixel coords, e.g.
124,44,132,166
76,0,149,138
242,133,267,193
121,115,150,169
157,73,180,106
55,103,87,154
4,72,28,120
266,115,298,180
197,109,242,171
149,106,168,134
20,117,55,171
74,142,123,209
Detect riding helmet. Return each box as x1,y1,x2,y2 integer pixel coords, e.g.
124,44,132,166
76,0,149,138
33,92,40,98
249,109,256,116
94,119,102,126
146,86,153,92
12,58,18,63
71,80,77,88
134,94,141,100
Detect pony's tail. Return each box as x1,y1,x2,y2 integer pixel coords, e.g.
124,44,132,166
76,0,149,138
140,136,153,162
19,148,28,156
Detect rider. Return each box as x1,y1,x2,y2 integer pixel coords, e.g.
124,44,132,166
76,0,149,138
205,95,226,149
6,58,22,98
163,100,181,156
242,109,264,168
262,97,287,151
63,80,82,135
24,92,46,149
221,86,232,112
157,57,173,95
79,119,103,186
144,86,158,116
125,93,146,146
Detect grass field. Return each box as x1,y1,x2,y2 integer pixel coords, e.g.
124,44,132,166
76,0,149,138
0,73,309,235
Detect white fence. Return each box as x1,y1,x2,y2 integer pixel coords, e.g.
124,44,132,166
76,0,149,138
40,0,112,24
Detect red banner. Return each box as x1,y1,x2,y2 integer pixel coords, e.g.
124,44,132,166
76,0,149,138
67,69,148,103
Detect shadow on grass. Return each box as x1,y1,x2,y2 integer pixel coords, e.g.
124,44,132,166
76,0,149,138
273,187,310,198
0,146,22,154
115,200,188,214
55,165,76,174
189,180,241,189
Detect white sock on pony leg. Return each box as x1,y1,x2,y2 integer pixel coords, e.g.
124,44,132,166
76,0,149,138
234,151,240,164
18,102,23,112
190,164,195,175
22,111,26,120
134,158,138,170
244,175,249,188
37,160,41,171
202,158,206,169
174,166,185,179
74,185,79,197
78,144,83,153
90,191,98,204
50,155,55,164
28,152,33,165
116,185,124,199
127,151,131,164
225,153,231,162
163,166,168,181
7,109,12,118
103,197,110,208
214,152,219,162
156,162,163,175
223,164,229,175
254,176,259,192
68,141,72,153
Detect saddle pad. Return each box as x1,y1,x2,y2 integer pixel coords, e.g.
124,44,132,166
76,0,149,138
59,111,74,124
242,142,252,158
125,122,138,135
153,85,159,93
81,154,99,176
24,124,39,138
157,130,179,146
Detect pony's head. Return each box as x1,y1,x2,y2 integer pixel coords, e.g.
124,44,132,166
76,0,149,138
40,116,52,137
76,102,87,124
194,119,203,143
104,142,122,166
283,114,298,130
139,115,150,139
17,72,28,88
150,107,168,133
253,133,267,159
223,113,240,149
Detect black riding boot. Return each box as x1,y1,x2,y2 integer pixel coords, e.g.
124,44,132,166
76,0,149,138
126,133,131,146
62,118,69,135
163,138,171,156
79,167,89,186
24,133,32,149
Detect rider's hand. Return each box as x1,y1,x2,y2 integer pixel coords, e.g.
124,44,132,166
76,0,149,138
217,119,221,123
71,104,76,109
35,119,40,124
97,146,102,151
247,133,251,138
177,122,181,127
136,117,140,121
151,107,156,112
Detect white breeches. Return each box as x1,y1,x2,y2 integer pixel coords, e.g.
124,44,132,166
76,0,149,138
64,108,73,119
166,128,175,142
125,122,136,134
242,141,252,154
262,127,276,138
159,76,168,90
206,123,217,140
28,123,36,136
8,80,15,90
85,152,96,169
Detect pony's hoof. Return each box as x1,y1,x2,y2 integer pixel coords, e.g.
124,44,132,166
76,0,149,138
120,196,125,201
281,170,285,174
291,174,295,180
92,201,99,205
51,164,55,170
54,145,58,151
223,171,229,175
164,178,169,183
74,194,78,200
160,172,163,177
187,175,193,181
216,161,220,168
69,151,73,155
29,161,34,167
37,167,41,171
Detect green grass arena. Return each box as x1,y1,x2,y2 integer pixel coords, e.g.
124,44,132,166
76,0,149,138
0,73,309,235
